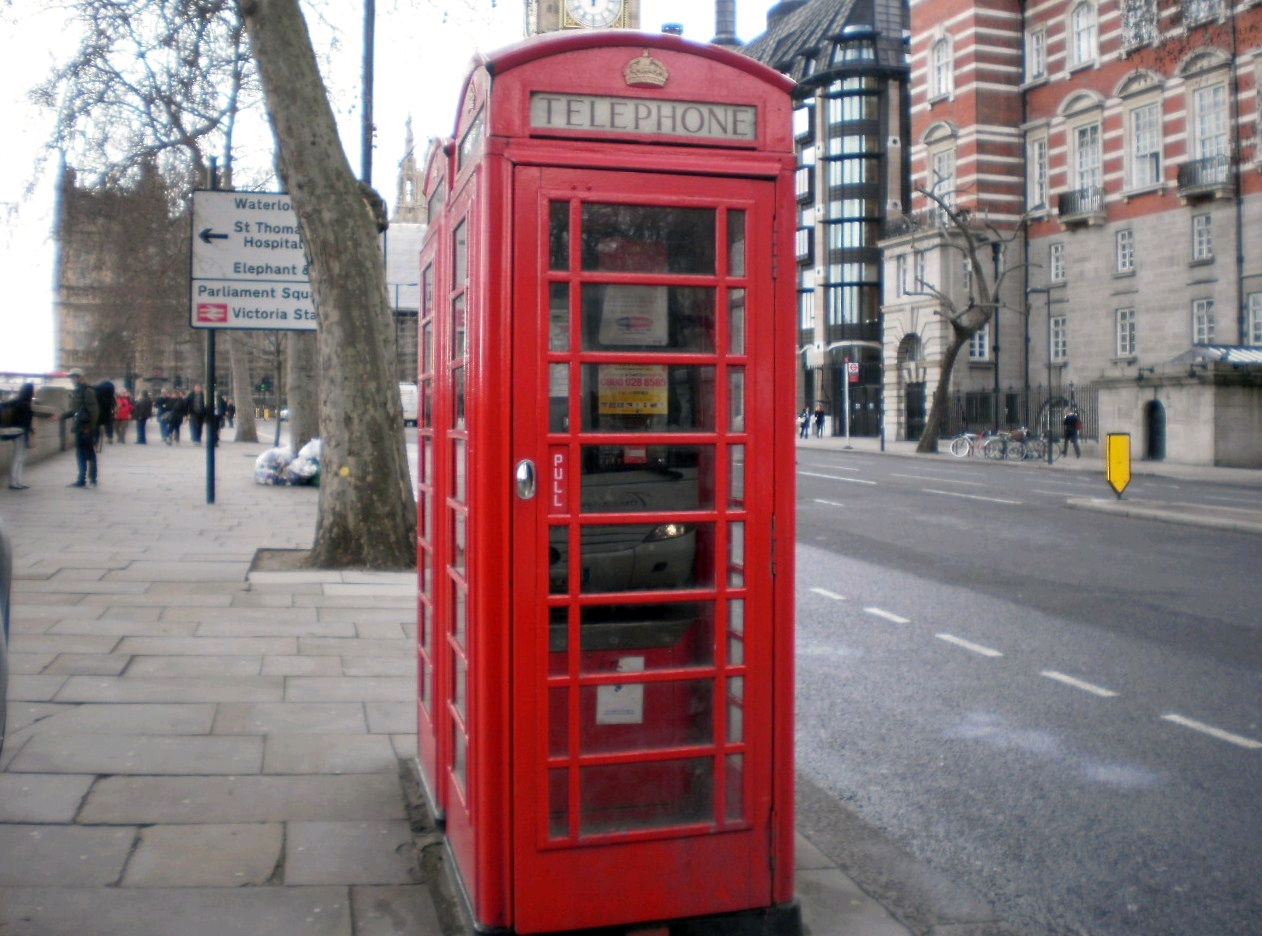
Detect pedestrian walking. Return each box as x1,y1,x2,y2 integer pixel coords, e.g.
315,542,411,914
813,403,825,438
187,384,206,444
115,389,133,443
226,398,236,427
94,379,116,449
133,391,152,444
164,391,186,445
61,369,99,487
1061,406,1082,459
1,383,35,490
798,408,810,440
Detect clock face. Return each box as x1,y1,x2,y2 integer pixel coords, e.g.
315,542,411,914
564,0,624,28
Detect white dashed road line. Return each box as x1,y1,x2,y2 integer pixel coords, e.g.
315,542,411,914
1040,670,1119,698
799,462,862,472
812,499,846,508
921,488,1022,505
1161,714,1262,750
934,633,1003,657
800,471,877,486
889,472,986,486
864,607,910,624
810,587,846,601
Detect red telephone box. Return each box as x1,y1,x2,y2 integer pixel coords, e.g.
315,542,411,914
416,32,798,934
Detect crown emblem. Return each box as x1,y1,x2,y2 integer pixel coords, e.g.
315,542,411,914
624,51,669,88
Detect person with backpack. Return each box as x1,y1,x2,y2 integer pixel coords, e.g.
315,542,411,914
94,380,116,449
61,369,100,487
1061,407,1082,459
1,383,36,490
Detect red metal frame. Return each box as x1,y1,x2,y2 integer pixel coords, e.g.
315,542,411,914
416,34,797,934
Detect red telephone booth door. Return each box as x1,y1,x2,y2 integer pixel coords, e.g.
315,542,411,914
511,166,781,933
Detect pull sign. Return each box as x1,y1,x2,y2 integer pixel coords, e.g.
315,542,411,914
549,448,568,514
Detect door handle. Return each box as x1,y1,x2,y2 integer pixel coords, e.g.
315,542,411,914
515,459,537,500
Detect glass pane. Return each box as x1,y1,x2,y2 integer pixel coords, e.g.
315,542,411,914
452,295,466,359
423,439,433,490
550,283,570,352
728,598,744,665
729,368,745,432
725,754,745,822
549,768,569,839
422,264,434,316
579,602,713,670
579,445,712,513
452,725,467,788
453,440,466,504
454,652,467,718
581,365,715,432
548,526,569,595
550,201,570,271
728,521,745,587
580,758,713,835
454,587,467,648
453,366,465,429
580,285,715,352
422,490,433,541
549,606,569,674
549,686,569,757
549,365,569,434
420,648,432,713
727,675,744,743
453,512,467,577
728,445,745,507
453,219,468,284
422,322,434,373
728,289,746,355
422,547,433,598
728,211,746,276
580,678,713,753
579,522,714,593
581,204,715,274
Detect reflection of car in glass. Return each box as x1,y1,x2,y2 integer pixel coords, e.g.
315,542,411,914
0,523,11,757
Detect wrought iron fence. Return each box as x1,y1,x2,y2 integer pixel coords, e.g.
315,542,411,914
941,384,1098,441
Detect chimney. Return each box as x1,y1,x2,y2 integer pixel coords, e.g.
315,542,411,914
713,0,740,46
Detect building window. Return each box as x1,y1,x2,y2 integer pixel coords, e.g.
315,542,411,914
969,322,990,360
895,254,908,297
799,268,816,329
930,146,956,203
1028,136,1048,209
1069,3,1097,68
1116,229,1135,273
1184,0,1220,26
1026,28,1046,82
1248,293,1262,346
914,250,928,290
1192,213,1213,262
1050,242,1066,282
1074,122,1102,191
930,38,953,100
1050,314,1068,362
1116,308,1136,356
1192,298,1215,344
1128,102,1162,189
1122,0,1157,47
1193,84,1229,162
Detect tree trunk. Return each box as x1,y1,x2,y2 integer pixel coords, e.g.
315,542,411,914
287,330,319,454
916,329,968,454
228,330,259,443
241,0,416,569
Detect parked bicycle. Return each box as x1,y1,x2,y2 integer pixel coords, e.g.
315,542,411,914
948,431,984,457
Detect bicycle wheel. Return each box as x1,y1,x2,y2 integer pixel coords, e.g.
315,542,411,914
983,438,1007,460
1006,440,1027,460
1025,438,1045,461
950,436,972,457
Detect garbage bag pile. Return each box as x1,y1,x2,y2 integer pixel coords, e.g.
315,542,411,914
254,439,322,486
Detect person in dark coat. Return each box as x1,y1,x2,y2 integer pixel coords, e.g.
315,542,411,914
94,380,116,448
61,369,99,487
2,382,35,490
186,384,206,444
132,391,153,444
165,391,186,444
1061,407,1082,459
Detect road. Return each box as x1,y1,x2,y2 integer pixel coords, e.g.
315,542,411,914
792,449,1262,936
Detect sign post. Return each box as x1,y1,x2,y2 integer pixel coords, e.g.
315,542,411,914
1105,433,1131,499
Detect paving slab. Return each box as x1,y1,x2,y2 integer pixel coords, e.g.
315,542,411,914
10,634,122,654
7,675,69,701
79,591,235,607
43,653,131,676
294,594,415,608
194,620,356,638
390,734,418,760
54,674,285,703
0,773,96,822
3,702,73,732
351,885,443,936
0,885,352,936
352,621,410,639
9,733,264,775
48,619,196,637
162,606,320,624
79,774,409,824
264,734,399,774
121,823,284,887
0,824,136,886
285,677,414,702
324,584,415,598
214,702,368,735
23,702,217,735
341,657,416,677
297,638,414,657
105,561,249,582
10,602,105,620
126,654,264,677
286,821,416,885
7,652,57,674
365,702,416,735
115,636,298,656
261,654,343,676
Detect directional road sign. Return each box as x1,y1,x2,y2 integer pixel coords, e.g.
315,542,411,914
190,190,317,331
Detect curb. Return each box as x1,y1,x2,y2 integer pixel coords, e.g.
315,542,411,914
1065,497,1262,536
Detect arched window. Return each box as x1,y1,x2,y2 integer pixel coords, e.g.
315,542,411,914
1069,3,1096,68
930,37,953,100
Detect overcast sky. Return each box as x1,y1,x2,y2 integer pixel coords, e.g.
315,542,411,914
0,1,780,374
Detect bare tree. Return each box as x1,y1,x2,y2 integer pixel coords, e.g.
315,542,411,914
901,187,1028,454
240,0,415,568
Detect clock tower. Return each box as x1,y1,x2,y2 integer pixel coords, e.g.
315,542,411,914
528,0,640,34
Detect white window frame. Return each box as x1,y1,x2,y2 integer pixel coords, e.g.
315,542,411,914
1116,229,1135,273
930,37,954,101
1248,293,1262,346
1028,135,1049,210
1069,2,1098,69
1116,307,1136,356
1193,83,1229,162
1026,28,1046,82
1074,122,1102,191
895,254,908,297
930,146,956,204
1050,314,1068,362
968,321,991,360
1127,100,1162,190
914,250,928,290
1192,298,1216,344
1050,242,1066,282
1192,213,1213,262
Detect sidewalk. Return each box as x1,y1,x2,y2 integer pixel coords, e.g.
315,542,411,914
0,434,919,936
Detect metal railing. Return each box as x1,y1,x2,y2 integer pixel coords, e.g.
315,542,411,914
1177,155,1232,193
1057,186,1104,221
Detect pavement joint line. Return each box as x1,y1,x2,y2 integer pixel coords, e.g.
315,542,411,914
1040,670,1119,698
799,470,877,485
1160,714,1262,750
809,588,845,601
864,607,909,624
889,472,986,486
921,488,1023,506
934,633,1003,657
